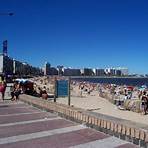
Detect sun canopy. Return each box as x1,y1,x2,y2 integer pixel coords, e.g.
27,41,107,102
15,78,29,83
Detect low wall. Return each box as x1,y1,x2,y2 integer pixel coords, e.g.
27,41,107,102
20,94,148,147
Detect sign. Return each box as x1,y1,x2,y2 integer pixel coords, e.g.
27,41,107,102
57,80,68,97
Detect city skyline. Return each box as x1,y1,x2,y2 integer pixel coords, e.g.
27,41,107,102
0,0,148,74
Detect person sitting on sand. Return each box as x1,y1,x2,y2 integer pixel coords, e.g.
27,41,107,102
38,87,43,97
11,83,21,101
41,86,48,100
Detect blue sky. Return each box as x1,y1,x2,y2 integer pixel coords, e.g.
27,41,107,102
0,0,148,74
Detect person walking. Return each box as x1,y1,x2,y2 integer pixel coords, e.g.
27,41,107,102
0,81,7,100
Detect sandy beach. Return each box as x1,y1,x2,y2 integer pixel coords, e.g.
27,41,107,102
57,94,148,125
29,76,148,125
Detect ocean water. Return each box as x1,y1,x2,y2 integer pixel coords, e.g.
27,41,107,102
72,77,148,87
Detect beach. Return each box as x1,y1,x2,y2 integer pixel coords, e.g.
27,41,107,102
29,76,148,125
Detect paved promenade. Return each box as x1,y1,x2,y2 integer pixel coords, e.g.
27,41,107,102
0,100,139,148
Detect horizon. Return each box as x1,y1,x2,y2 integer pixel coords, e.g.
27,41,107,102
0,0,148,74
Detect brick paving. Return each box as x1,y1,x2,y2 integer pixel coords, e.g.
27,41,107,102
0,100,139,148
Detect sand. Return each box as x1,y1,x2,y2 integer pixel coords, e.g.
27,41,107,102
29,77,148,125
57,89,148,125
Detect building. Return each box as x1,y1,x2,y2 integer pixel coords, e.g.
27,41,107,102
104,68,113,76
115,70,122,76
49,67,58,75
57,65,64,75
0,54,13,75
13,59,22,75
43,62,51,75
13,60,40,76
105,68,123,76
63,68,81,76
43,62,58,75
81,68,94,76
30,66,42,76
116,67,128,76
0,40,42,77
95,69,105,76
0,54,42,76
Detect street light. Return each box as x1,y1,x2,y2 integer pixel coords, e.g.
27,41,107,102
0,12,14,16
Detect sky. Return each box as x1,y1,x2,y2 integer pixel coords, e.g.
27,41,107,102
0,0,148,74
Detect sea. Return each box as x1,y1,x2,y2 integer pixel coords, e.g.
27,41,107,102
72,77,148,87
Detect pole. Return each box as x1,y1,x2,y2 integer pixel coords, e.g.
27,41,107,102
68,76,71,106
54,77,57,102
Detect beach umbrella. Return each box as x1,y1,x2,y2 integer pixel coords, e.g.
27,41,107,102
15,78,28,83
127,86,134,91
141,85,147,88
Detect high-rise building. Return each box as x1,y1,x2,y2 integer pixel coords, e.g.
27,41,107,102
43,62,51,75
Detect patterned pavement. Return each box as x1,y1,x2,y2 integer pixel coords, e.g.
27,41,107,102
0,100,139,148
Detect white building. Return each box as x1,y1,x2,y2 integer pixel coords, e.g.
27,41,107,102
116,67,128,76
0,54,13,75
0,54,41,76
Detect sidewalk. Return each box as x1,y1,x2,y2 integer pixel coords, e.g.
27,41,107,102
0,98,139,148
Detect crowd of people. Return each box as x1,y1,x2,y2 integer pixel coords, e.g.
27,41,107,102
0,78,34,101
1,75,148,115
73,80,148,115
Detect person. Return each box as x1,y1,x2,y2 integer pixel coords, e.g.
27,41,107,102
41,86,48,100
127,90,132,99
11,83,21,101
0,81,7,100
38,87,43,97
141,91,148,115
124,94,128,100
10,85,15,101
